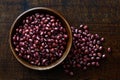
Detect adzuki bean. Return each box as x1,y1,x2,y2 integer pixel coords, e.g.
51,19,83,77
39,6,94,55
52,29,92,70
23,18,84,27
62,25,111,76
12,13,68,66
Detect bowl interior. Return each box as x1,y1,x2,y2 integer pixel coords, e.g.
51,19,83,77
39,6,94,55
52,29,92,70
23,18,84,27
10,7,72,70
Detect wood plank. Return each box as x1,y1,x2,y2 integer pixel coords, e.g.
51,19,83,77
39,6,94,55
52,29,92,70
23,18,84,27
0,0,120,80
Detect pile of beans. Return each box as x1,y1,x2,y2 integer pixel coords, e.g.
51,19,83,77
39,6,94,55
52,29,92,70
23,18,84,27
62,25,111,76
12,13,68,66
12,11,111,76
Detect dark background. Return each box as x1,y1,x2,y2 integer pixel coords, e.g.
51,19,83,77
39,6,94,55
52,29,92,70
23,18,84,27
0,0,120,80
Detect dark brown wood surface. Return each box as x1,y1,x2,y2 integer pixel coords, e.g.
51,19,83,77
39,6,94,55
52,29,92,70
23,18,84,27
0,0,120,80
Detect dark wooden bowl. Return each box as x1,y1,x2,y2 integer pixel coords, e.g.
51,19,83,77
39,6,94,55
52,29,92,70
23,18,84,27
9,7,72,70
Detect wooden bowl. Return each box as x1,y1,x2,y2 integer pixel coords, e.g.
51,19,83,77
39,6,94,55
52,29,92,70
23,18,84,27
9,7,72,70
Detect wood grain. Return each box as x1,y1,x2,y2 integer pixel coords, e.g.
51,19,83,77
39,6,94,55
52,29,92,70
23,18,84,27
0,0,120,80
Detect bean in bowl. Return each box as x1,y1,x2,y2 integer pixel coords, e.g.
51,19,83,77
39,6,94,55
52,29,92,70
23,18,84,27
9,7,72,70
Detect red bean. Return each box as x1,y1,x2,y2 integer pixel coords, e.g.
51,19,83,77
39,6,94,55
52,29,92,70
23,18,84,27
15,48,19,52
62,25,111,76
12,13,68,66
101,37,105,42
102,54,106,58
107,47,111,53
12,12,111,75
69,71,74,76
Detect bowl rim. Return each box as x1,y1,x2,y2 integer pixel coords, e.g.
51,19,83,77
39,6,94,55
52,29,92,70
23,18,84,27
9,7,72,70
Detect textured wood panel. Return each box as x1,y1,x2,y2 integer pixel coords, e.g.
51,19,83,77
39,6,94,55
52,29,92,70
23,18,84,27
0,0,120,80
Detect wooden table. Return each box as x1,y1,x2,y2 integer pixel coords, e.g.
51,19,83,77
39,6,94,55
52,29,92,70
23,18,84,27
0,0,120,80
